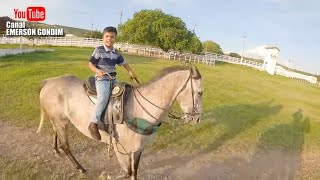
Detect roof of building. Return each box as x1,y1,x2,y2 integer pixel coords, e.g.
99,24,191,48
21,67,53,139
265,46,280,51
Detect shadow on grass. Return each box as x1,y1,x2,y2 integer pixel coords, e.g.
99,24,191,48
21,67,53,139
144,101,283,171
258,109,310,151
200,101,282,154
180,109,310,179
151,101,282,152
244,109,310,179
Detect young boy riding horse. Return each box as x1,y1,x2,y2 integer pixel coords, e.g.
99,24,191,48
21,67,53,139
88,26,137,140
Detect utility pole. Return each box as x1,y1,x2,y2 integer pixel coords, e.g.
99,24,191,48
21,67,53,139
240,32,247,64
287,59,291,71
91,22,93,38
120,10,123,25
192,23,197,33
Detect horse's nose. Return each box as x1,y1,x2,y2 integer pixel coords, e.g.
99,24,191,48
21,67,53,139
196,118,200,123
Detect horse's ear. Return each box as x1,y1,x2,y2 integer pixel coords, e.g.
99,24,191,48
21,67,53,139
191,66,201,79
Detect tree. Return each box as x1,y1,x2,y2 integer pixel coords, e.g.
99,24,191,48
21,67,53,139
202,40,223,54
187,32,203,54
229,52,241,58
118,9,203,54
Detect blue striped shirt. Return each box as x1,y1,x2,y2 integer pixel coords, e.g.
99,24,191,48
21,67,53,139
89,45,127,77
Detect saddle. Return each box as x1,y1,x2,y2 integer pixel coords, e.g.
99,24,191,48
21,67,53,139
83,76,132,132
83,77,161,136
83,76,97,95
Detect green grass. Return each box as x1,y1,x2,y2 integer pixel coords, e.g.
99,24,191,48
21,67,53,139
0,45,320,179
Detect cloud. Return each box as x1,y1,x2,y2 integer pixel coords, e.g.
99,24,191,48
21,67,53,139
243,45,269,59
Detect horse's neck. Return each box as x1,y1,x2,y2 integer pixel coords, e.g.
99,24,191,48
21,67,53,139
132,70,189,124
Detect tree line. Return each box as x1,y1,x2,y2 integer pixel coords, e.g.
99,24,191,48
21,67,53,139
92,9,225,55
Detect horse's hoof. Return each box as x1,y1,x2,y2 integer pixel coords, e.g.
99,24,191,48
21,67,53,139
53,149,60,154
54,153,61,158
78,168,86,174
99,171,111,180
114,174,130,179
53,150,61,158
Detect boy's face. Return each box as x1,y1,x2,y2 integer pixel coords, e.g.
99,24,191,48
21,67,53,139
103,31,116,48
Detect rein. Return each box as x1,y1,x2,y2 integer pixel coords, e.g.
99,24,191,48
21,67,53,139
129,66,200,122
130,78,183,121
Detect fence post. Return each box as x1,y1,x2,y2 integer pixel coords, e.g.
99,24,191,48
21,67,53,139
19,36,22,49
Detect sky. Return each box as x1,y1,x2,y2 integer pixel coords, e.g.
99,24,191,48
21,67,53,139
1,0,319,74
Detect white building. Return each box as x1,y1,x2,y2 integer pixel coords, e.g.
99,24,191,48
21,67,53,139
263,46,280,75
262,46,317,83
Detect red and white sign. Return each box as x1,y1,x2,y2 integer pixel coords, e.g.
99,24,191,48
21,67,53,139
14,7,46,21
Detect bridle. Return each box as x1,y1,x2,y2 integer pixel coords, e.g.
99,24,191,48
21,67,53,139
129,66,201,123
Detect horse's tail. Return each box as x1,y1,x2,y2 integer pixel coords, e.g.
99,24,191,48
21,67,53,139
36,106,48,133
37,80,48,133
39,79,47,93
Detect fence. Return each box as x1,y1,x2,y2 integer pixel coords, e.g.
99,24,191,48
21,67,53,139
275,65,317,83
0,36,266,68
0,36,318,87
293,78,320,88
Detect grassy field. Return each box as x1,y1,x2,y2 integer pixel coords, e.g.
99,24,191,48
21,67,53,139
0,44,320,179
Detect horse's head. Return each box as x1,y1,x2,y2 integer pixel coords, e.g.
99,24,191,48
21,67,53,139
176,65,203,125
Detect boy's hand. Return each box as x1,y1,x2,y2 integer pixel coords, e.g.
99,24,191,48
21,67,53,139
96,70,104,78
129,71,141,85
129,71,137,79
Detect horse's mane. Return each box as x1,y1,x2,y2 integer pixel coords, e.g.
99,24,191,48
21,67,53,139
140,65,191,86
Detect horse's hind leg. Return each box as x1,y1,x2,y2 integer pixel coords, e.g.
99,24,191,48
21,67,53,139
55,123,86,173
53,132,60,154
49,123,61,155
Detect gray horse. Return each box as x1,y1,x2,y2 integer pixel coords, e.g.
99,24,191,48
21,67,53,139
37,65,203,179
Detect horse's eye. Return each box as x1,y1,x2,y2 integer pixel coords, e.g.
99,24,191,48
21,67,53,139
198,92,203,96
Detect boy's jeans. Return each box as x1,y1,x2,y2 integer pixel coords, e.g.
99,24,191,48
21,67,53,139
92,78,116,124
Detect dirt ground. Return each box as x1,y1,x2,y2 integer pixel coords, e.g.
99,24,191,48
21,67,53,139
0,121,318,180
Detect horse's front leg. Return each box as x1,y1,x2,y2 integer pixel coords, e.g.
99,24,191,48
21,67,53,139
112,148,143,180
130,150,142,180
